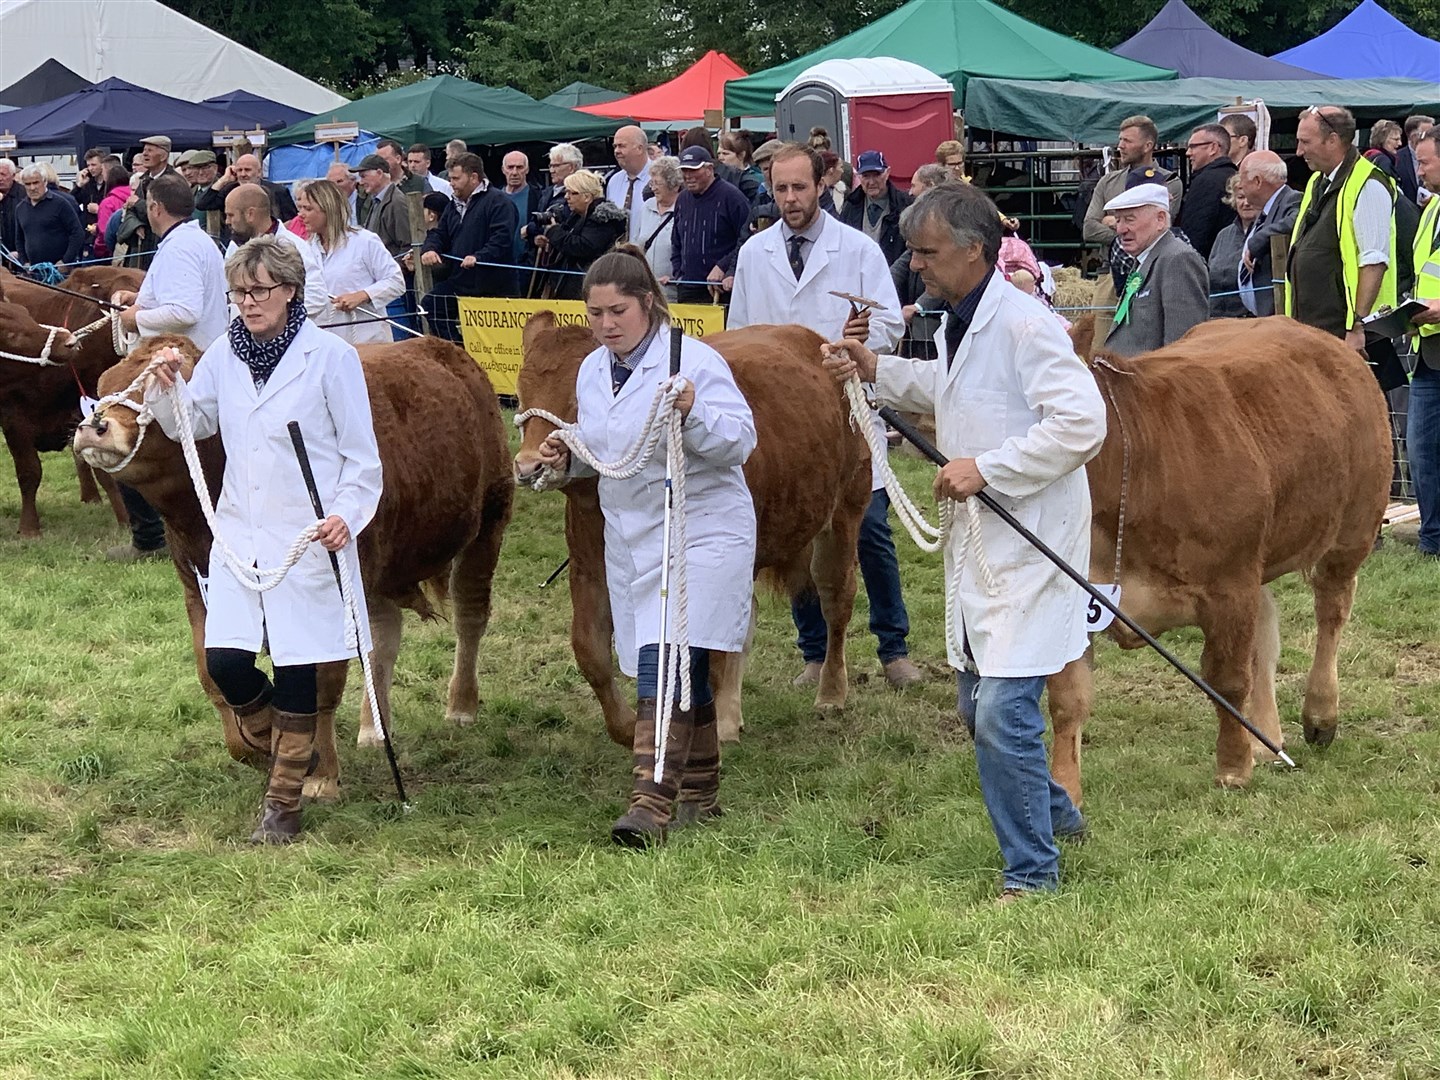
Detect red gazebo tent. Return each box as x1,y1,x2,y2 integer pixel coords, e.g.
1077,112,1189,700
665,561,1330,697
575,50,747,123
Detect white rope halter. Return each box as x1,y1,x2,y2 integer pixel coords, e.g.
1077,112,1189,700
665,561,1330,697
85,350,385,745
842,375,997,664
0,322,70,366
515,377,693,779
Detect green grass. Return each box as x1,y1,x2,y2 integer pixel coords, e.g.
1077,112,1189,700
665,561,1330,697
1,435,1439,1079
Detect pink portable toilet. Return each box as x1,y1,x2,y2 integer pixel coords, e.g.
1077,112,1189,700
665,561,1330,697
775,58,956,190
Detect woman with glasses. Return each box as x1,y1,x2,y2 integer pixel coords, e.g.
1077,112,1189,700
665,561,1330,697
145,235,382,846
295,178,405,344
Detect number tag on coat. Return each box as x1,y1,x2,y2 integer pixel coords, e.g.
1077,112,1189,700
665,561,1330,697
1085,584,1121,633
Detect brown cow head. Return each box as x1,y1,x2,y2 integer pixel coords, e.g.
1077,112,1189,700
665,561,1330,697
513,310,598,488
73,335,201,484
1068,313,1097,364
0,299,80,363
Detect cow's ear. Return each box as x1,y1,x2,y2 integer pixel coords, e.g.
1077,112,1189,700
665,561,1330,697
521,310,557,356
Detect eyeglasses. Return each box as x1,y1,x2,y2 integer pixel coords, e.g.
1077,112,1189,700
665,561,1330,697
1186,140,1221,151
1305,106,1338,137
227,285,281,304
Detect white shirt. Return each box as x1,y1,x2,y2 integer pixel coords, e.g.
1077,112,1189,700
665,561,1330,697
1239,186,1286,315
728,211,904,490
134,219,229,349
605,163,651,242
226,220,328,320
307,228,407,345
426,172,453,198
1325,161,1391,267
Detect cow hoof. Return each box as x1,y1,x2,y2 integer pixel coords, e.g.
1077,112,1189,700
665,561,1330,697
1303,722,1337,747
356,728,384,748
1214,771,1251,790
302,776,340,802
717,718,741,744
446,710,476,727
814,702,845,719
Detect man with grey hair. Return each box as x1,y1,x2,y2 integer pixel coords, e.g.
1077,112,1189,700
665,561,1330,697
523,143,584,247
13,164,85,268
325,161,359,224
821,182,1106,902
1236,150,1301,317
445,139,468,167
1102,182,1209,355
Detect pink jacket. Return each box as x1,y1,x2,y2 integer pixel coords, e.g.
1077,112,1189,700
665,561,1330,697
94,185,131,256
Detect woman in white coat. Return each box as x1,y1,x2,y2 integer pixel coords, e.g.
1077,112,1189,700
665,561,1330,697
147,236,383,845
823,184,1107,901
538,244,757,848
295,178,406,345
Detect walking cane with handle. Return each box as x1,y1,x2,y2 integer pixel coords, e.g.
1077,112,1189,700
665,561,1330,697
286,421,412,805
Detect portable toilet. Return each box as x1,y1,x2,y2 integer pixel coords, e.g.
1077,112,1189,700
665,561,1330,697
775,58,956,190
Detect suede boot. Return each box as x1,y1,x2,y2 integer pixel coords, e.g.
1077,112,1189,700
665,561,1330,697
673,700,722,828
232,685,274,763
250,710,316,845
611,698,694,849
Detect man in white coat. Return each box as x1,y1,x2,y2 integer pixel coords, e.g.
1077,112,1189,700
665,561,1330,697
110,174,228,563
729,142,923,689
224,183,328,320
823,183,1107,901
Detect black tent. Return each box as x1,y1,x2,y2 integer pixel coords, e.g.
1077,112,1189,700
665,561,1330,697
1112,0,1326,80
0,59,93,108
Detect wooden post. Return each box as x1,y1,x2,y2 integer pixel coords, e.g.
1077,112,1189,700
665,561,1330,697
1270,234,1289,315
406,190,431,335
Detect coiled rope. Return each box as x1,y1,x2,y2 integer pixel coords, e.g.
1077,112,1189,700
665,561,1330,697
87,350,384,739
0,323,69,366
515,376,693,781
841,375,997,663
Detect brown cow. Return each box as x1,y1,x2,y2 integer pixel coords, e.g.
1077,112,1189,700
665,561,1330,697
0,266,144,534
514,314,872,746
1046,316,1391,800
74,334,514,799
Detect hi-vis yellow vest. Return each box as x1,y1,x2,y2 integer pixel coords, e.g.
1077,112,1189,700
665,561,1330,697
1286,154,1398,329
1415,196,1440,349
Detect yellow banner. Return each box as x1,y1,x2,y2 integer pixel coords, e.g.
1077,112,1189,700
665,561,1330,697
455,298,727,396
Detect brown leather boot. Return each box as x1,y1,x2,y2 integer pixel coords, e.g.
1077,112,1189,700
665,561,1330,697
232,686,274,765
611,698,694,849
673,699,722,829
250,710,317,845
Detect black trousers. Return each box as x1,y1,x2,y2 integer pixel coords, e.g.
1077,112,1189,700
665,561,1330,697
120,484,166,550
205,647,318,715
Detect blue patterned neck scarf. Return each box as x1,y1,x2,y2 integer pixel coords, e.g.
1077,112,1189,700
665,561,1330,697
230,297,306,390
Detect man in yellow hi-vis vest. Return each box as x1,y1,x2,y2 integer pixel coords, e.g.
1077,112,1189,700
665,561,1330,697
1286,106,1397,355
1407,130,1440,559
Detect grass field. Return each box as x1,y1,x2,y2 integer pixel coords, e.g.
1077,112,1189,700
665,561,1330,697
1,438,1439,1080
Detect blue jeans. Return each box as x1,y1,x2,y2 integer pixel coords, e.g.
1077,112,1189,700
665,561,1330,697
1410,362,1440,555
636,644,713,706
793,489,909,663
956,670,1085,892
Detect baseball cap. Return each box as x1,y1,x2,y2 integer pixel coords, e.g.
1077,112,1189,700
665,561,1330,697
1104,182,1170,213
678,146,714,169
349,153,389,174
140,135,173,151
856,150,888,174
1124,165,1163,189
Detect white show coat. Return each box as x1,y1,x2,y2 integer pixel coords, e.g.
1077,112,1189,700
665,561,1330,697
875,274,1106,678
134,219,229,350
226,221,329,321
307,229,406,345
147,321,383,665
570,323,757,677
728,212,903,489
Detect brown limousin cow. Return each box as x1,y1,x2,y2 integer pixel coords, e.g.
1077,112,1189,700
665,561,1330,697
0,266,144,534
1048,316,1390,800
514,314,871,746
75,334,513,799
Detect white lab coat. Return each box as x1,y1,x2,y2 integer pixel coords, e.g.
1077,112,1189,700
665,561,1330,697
134,220,229,350
728,212,903,489
147,321,383,665
226,221,329,321
307,229,406,345
875,274,1106,678
569,323,757,676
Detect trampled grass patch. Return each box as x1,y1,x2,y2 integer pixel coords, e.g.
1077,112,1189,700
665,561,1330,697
0,439,1438,1078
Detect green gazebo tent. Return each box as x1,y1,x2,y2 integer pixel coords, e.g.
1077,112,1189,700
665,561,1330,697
723,0,1176,117
271,74,621,147
542,81,626,109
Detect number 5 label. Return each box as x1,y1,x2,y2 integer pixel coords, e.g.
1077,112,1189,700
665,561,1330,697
1085,584,1121,633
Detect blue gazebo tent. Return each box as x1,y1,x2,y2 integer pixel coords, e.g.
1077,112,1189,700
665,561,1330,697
1,76,242,153
201,90,312,131
1272,0,1440,81
1113,0,1326,79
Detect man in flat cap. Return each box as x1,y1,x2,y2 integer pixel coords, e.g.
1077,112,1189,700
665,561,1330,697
1102,182,1209,357
179,150,223,238
116,135,180,267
